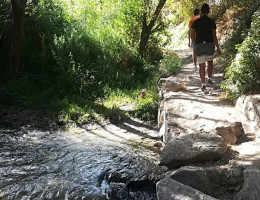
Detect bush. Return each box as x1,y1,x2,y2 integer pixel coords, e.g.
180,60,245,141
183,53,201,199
159,52,182,77
221,9,260,99
220,4,259,64
11,0,156,101
134,98,158,123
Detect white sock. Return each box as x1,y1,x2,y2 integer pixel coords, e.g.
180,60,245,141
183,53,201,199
201,83,206,87
208,77,212,81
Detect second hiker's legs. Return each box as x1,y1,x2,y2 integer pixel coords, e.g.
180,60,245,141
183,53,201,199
193,49,197,69
199,63,206,84
207,60,213,78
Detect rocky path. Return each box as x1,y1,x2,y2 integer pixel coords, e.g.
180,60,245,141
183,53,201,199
156,47,260,199
159,47,239,135
159,47,260,163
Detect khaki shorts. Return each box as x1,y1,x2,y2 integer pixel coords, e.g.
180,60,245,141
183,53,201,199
197,54,214,64
194,42,215,64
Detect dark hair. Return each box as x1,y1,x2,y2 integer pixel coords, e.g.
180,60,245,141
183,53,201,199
201,3,210,14
194,9,200,16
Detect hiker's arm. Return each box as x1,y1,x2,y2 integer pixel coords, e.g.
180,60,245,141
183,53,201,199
212,29,221,55
191,28,196,45
188,28,191,47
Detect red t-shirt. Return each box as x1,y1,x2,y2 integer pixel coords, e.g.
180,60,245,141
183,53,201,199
189,16,200,28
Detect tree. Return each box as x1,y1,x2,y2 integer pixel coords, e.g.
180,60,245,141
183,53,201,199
139,0,167,55
9,0,27,76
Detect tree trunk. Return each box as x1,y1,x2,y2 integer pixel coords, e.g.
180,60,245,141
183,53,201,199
139,13,149,55
9,0,27,77
139,0,167,55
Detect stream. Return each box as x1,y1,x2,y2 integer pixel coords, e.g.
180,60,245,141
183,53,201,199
0,125,164,200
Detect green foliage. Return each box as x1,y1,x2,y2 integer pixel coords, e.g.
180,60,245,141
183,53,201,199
103,88,159,123
166,0,205,23
221,9,260,99
48,87,159,125
0,0,172,124
19,0,157,98
159,52,182,77
169,22,188,48
134,92,159,123
220,4,259,63
211,0,258,21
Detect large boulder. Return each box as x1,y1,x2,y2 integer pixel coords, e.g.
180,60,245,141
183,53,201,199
166,166,243,199
156,178,218,200
160,133,227,168
166,166,221,196
233,168,260,200
235,95,260,139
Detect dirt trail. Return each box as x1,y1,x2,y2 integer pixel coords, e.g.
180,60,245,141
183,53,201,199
168,47,238,133
161,46,260,168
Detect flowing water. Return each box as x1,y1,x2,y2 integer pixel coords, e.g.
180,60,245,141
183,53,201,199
0,125,163,200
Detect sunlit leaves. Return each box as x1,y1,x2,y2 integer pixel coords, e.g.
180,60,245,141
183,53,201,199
221,9,260,99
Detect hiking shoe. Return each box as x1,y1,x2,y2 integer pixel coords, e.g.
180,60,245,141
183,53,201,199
201,85,206,91
208,79,213,85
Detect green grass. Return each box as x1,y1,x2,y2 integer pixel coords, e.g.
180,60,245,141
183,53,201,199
48,87,159,125
159,52,182,77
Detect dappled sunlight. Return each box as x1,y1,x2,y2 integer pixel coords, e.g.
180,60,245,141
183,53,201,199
232,141,260,159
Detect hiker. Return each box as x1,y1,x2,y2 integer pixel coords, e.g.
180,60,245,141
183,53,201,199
191,3,221,91
188,9,200,70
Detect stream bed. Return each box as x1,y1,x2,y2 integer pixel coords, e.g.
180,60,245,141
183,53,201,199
0,125,164,200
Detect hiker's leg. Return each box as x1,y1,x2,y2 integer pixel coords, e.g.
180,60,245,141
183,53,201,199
205,44,215,78
196,52,206,84
207,60,213,78
193,49,197,68
199,63,206,84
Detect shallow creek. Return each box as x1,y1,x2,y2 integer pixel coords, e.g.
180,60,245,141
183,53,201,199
0,126,163,199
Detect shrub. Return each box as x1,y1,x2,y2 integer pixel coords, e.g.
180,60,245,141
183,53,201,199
159,52,182,77
221,9,260,99
134,91,159,123
220,3,259,64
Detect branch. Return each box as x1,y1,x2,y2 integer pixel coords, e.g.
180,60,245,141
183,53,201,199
150,22,164,34
147,0,167,31
142,11,147,29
